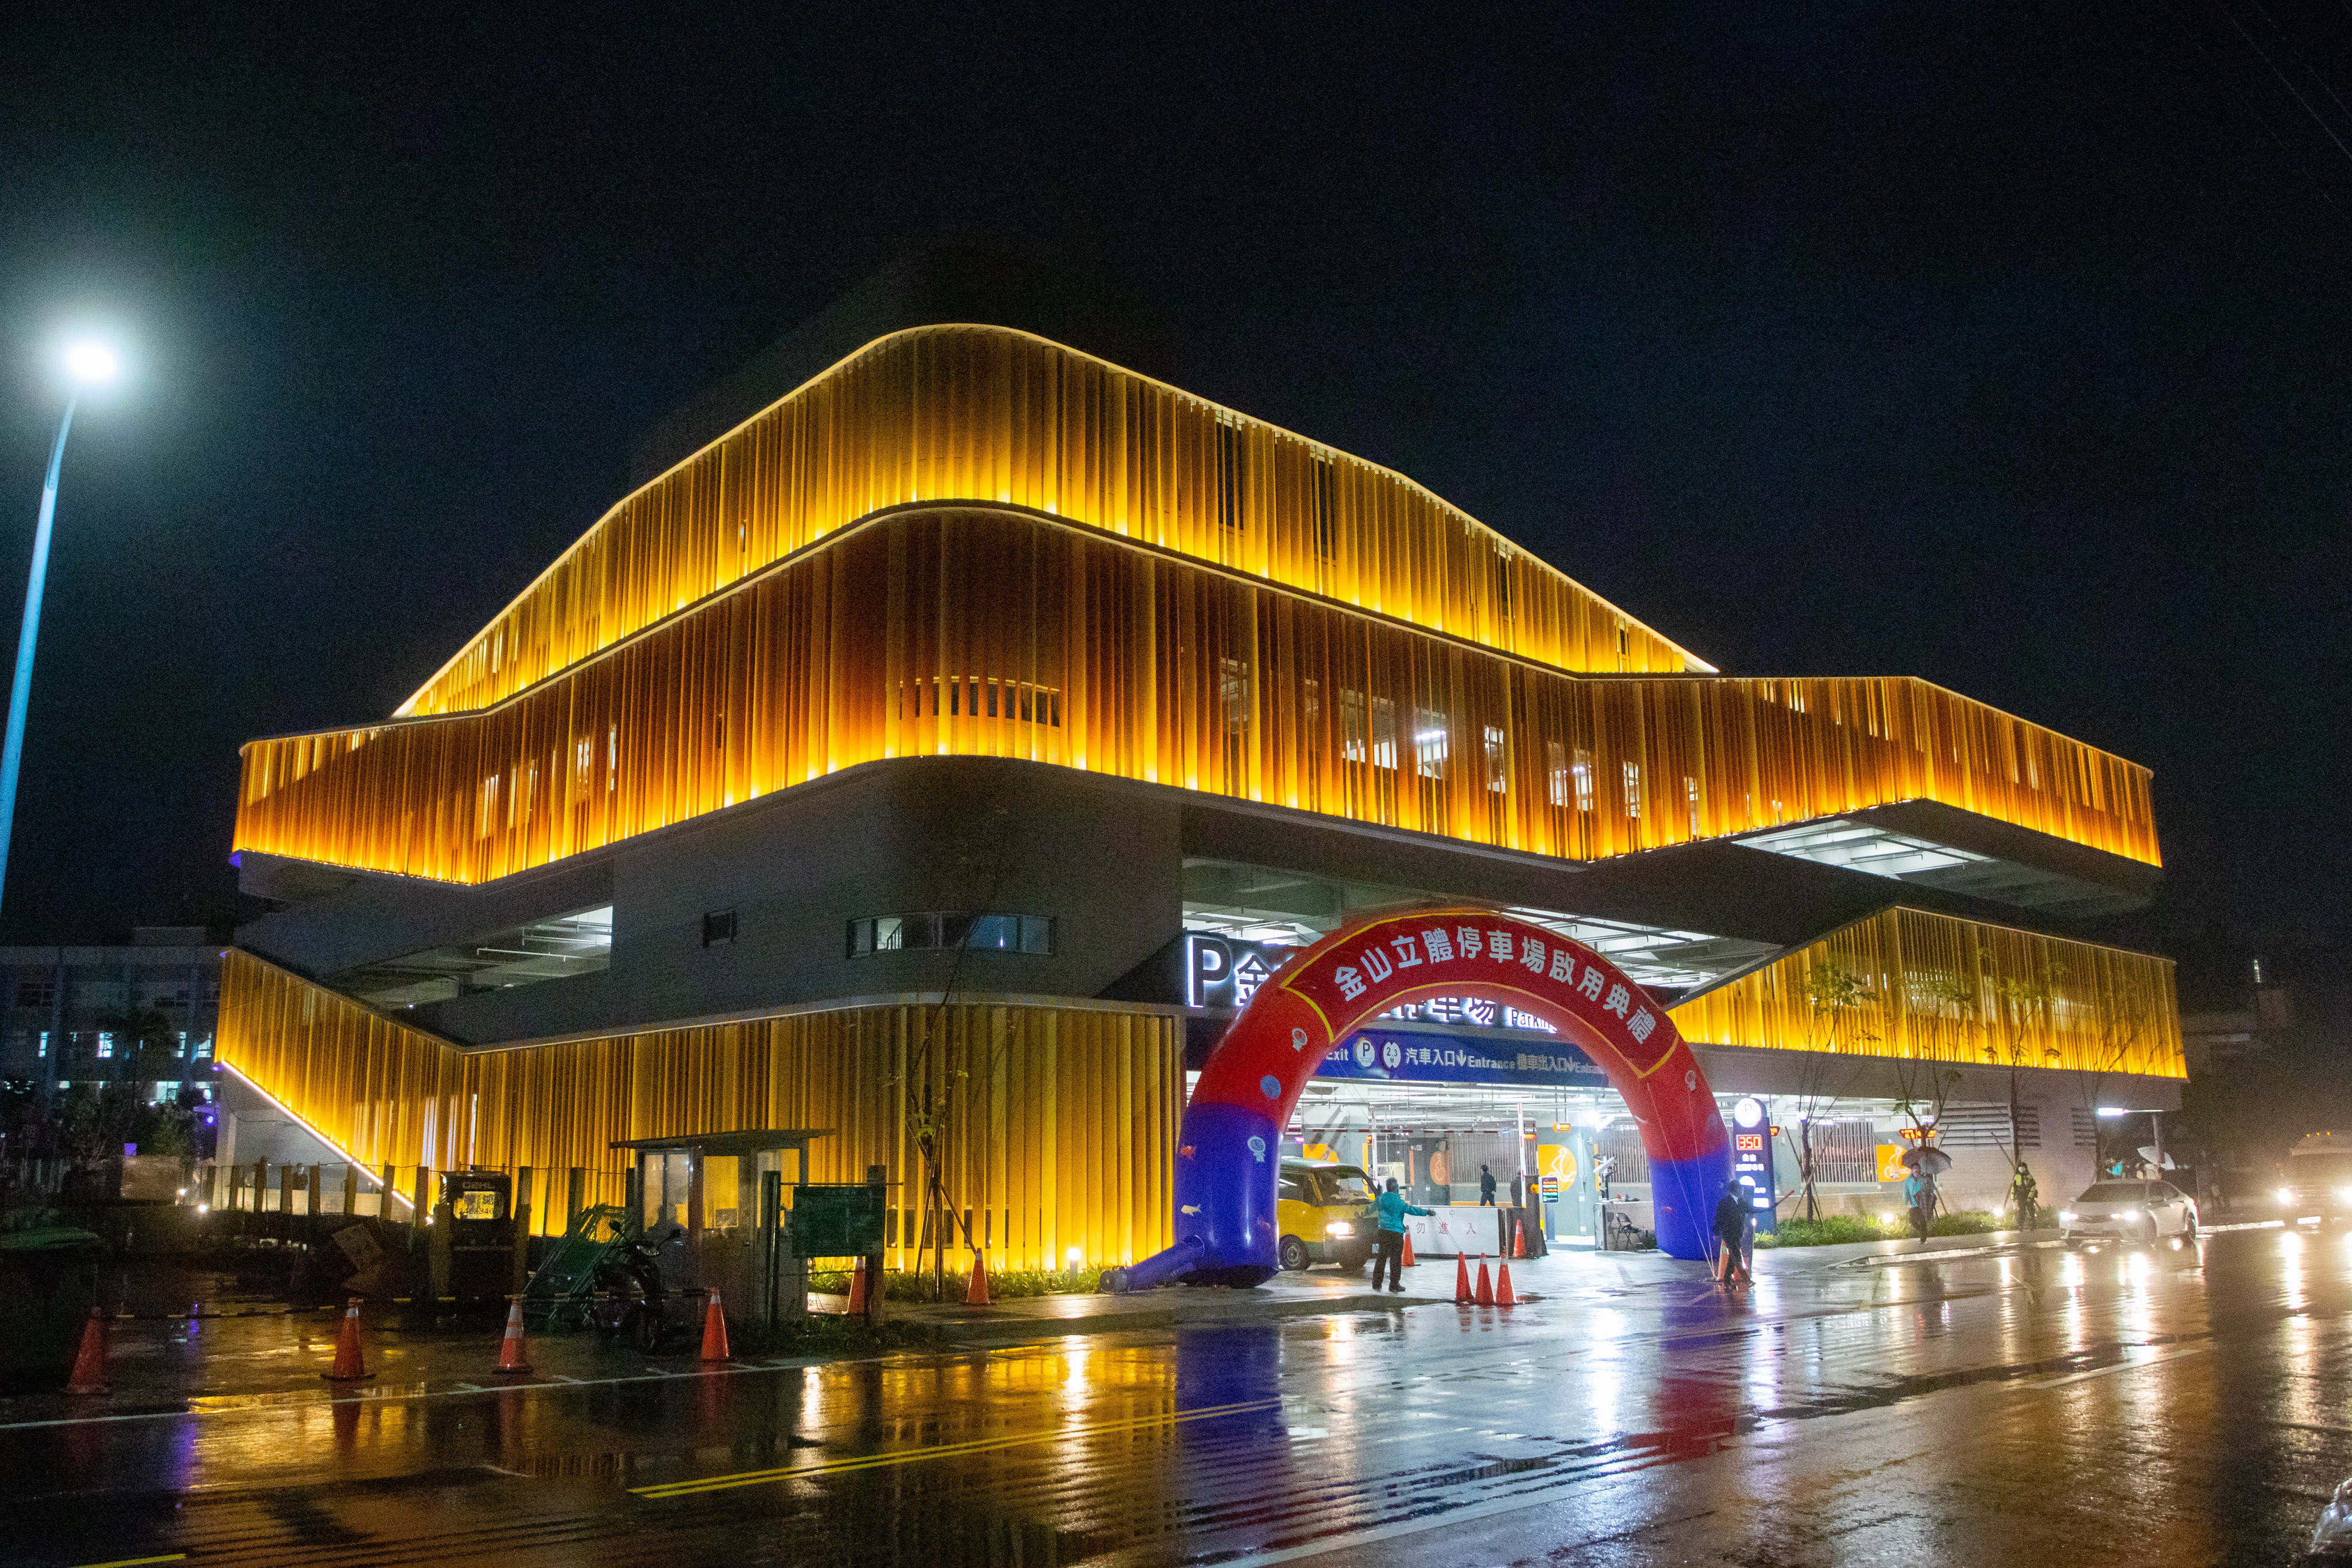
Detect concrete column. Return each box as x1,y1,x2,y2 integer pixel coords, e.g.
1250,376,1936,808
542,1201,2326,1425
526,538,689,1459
213,1112,238,1206
42,946,64,1110
566,1167,586,1234
863,1164,887,1327
512,1166,536,1296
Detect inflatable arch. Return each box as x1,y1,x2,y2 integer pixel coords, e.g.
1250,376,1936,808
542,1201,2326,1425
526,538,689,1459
1109,910,1732,1290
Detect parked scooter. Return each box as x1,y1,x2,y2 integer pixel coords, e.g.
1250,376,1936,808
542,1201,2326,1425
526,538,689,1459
587,1224,689,1351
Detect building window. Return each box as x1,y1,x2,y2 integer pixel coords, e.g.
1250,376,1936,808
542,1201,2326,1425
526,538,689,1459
1216,417,1245,531
1545,745,1596,812
896,675,1063,726
1622,762,1642,820
702,910,738,947
1310,454,1337,560
1492,548,1512,618
1219,657,1252,737
1483,726,1508,793
1414,708,1449,780
1340,691,1397,771
96,1033,115,1059
37,1031,48,1058
15,979,55,1009
848,913,1055,958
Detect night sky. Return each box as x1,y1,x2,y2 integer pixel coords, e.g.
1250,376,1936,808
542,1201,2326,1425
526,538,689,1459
1,7,2345,1001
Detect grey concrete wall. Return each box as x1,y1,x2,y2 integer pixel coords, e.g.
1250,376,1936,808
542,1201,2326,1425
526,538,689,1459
238,757,1185,1047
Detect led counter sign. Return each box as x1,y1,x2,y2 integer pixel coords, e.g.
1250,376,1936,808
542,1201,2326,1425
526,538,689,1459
1730,1096,1778,1235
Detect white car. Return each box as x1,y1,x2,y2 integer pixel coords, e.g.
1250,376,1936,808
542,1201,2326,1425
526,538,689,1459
2059,1180,2199,1246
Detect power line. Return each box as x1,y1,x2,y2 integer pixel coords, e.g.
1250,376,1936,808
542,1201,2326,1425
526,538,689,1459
2211,0,2352,171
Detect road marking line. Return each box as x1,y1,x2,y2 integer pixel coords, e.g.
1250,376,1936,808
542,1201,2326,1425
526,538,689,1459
68,1555,187,1567
630,1396,1285,1500
2026,1342,2211,1388
0,1353,895,1433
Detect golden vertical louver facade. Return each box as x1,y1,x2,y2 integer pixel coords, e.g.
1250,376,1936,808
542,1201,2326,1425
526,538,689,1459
216,950,1183,1268
237,508,2158,885
395,325,1707,719
1666,905,2185,1079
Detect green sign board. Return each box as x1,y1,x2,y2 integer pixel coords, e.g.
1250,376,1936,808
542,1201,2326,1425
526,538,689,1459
789,1184,887,1258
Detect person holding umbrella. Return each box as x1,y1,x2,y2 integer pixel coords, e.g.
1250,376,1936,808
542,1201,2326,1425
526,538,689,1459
1713,1179,1753,1288
1902,1145,1951,1241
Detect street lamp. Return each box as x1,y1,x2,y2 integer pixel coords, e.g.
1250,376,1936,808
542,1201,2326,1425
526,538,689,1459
0,336,123,916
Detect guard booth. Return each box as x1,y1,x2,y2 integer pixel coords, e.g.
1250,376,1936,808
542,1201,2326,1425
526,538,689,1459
438,1168,514,1301
610,1130,829,1330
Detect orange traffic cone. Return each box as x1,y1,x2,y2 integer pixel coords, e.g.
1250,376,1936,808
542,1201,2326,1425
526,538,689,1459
1495,1261,1517,1307
1512,1217,1527,1259
1453,1252,1473,1303
1475,1255,1495,1307
846,1257,869,1314
64,1307,108,1395
965,1253,992,1307
698,1290,731,1364
1401,1229,1416,1268
493,1297,532,1374
323,1297,368,1381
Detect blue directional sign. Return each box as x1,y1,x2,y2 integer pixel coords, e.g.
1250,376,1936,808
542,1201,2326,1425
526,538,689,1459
1314,1028,1611,1089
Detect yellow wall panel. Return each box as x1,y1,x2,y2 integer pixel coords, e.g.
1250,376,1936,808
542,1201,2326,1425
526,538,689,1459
395,326,1706,720
1667,905,2185,1079
216,950,1182,1271
237,510,2159,884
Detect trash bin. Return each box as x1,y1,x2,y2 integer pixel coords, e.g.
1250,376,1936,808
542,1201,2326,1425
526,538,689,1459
0,1217,102,1391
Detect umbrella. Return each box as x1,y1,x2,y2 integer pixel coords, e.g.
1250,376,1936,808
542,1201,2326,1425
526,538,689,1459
1899,1147,1952,1175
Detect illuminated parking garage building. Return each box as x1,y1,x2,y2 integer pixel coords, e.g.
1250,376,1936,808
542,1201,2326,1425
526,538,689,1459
218,277,2184,1266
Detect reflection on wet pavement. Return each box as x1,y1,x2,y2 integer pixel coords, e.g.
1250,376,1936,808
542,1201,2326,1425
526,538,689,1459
5,1229,2348,1566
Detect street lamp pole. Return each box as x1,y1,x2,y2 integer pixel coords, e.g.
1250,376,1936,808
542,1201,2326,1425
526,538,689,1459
0,392,78,919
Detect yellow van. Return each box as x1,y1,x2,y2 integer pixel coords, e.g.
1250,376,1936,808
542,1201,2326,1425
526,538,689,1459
1276,1160,1378,1272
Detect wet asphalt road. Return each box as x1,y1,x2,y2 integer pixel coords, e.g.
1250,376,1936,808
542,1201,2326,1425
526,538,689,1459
7,1227,2350,1567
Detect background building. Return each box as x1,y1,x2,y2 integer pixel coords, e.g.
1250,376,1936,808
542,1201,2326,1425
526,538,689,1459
0,926,220,1106
215,275,2184,1265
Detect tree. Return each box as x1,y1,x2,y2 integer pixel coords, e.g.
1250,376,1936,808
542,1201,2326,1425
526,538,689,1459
2070,959,2153,1177
1781,961,1879,1223
1925,948,2063,1198
890,800,1021,1300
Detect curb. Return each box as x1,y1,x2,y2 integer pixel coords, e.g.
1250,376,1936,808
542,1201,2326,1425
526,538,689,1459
910,1291,1454,1342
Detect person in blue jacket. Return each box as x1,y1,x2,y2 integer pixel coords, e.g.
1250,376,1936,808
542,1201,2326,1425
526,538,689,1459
1374,1178,1432,1292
